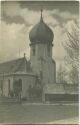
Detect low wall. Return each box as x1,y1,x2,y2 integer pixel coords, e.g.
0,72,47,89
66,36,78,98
45,94,79,102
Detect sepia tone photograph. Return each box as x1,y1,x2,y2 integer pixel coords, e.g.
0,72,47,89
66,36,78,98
0,0,79,124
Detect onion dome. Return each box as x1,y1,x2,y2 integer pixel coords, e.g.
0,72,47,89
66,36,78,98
29,10,54,44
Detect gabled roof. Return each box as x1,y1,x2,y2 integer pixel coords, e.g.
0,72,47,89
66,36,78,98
0,57,32,74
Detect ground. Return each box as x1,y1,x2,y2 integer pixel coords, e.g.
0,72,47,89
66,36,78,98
0,102,78,124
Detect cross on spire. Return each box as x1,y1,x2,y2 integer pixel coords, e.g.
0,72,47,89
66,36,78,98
40,8,43,21
41,9,43,18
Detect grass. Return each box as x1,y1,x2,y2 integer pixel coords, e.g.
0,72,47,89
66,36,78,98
0,103,78,124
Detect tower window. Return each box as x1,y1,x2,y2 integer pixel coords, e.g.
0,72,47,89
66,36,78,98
33,47,35,56
19,79,22,91
47,44,50,56
0,80,3,91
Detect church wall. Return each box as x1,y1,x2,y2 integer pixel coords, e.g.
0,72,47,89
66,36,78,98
30,43,52,63
30,43,56,84
0,75,13,97
42,59,56,84
0,74,36,98
13,74,36,98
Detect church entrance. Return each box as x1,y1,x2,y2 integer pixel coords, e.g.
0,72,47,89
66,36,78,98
27,76,42,102
0,80,3,96
13,79,22,101
8,79,10,96
27,85,42,102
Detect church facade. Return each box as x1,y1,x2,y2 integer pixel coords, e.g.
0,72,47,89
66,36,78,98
0,11,78,102
29,10,56,85
0,57,37,98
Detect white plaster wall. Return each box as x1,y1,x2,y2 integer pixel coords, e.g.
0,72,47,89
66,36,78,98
30,43,56,84
42,59,56,84
13,74,36,98
1,76,14,97
3,79,9,96
0,74,36,98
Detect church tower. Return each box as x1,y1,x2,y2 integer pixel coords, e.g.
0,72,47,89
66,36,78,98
29,10,56,84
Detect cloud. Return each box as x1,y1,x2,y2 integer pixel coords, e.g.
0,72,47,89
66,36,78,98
1,3,60,26
52,25,67,59
2,2,21,17
64,20,78,33
2,1,78,28
59,11,77,20
0,18,66,67
50,9,78,27
0,2,79,70
0,21,30,62
20,8,40,25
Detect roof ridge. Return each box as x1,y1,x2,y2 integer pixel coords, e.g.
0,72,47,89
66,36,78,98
14,57,27,72
0,57,25,65
0,57,30,74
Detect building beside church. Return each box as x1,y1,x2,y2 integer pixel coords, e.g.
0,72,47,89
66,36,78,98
0,11,78,102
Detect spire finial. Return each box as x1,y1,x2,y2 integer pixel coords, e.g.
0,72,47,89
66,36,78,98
40,8,43,21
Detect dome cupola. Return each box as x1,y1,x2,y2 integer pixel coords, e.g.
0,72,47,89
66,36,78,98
29,10,54,44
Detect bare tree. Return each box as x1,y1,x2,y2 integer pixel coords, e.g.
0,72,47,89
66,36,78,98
57,65,67,84
63,24,79,84
69,67,79,84
64,24,79,69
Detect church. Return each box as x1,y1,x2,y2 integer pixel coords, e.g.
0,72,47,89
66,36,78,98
0,11,78,102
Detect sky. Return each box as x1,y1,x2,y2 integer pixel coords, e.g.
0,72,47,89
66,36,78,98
0,1,79,69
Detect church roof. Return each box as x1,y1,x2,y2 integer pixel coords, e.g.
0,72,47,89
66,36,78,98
0,57,31,74
29,10,54,44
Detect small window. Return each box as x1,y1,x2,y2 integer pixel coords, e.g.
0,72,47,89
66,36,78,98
19,79,22,91
33,48,35,55
32,46,35,56
0,80,3,91
8,79,10,92
47,44,50,56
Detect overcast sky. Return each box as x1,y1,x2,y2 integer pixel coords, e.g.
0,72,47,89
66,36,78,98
0,1,79,69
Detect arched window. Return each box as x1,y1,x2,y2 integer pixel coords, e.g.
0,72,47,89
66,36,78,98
18,79,22,91
47,44,50,56
0,80,3,91
32,46,35,56
8,79,10,93
13,79,22,94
